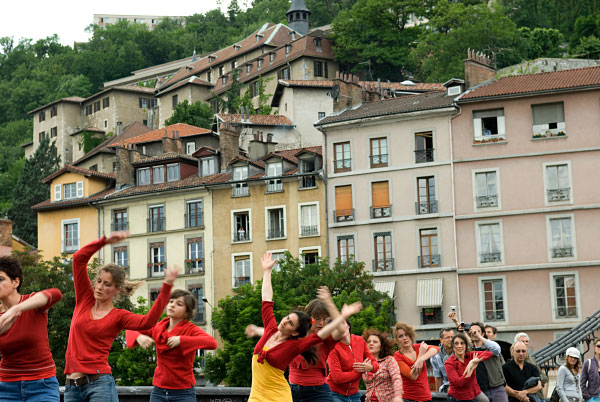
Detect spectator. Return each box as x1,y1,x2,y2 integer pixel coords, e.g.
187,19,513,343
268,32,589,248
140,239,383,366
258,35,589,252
556,347,583,402
514,332,548,398
469,323,509,402
485,325,511,363
445,332,492,402
432,328,455,393
581,340,600,401
502,341,542,402
362,328,403,402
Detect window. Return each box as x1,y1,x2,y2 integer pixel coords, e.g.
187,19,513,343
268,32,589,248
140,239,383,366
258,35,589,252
112,209,128,231
188,284,205,322
419,228,440,268
231,60,237,69
39,132,45,142
232,166,248,196
337,235,355,263
219,66,224,76
103,97,109,108
257,58,263,69
186,142,195,155
200,157,216,176
62,219,79,253
234,256,251,287
285,45,291,55
50,106,57,117
54,184,61,201
278,67,290,80
172,95,178,109
148,205,165,232
299,157,317,188
63,182,83,200
333,142,351,173
334,185,354,222
545,163,570,202
139,98,157,109
370,138,388,168
269,53,275,62
138,168,150,185
416,176,437,214
266,162,282,192
478,222,503,263
318,112,325,120
549,217,574,258
51,127,57,137
186,200,203,228
187,238,203,274
482,279,505,321
314,60,328,78
113,246,128,269
473,109,505,141
104,120,108,128
249,81,260,98
475,171,498,208
415,132,434,163
300,203,319,236
222,76,228,85
371,181,391,218
532,102,565,136
153,166,165,184
421,307,442,325
207,71,212,82
373,232,393,271
246,64,252,74
267,207,285,239
85,105,93,116
93,101,100,112
149,242,165,277
112,162,117,171
167,163,180,182
233,211,250,242
314,37,322,50
270,251,287,272
39,111,45,122
552,274,578,318
301,249,319,265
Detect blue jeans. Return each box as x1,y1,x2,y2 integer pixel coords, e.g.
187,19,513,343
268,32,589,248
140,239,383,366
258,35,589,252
150,386,196,402
290,383,333,402
0,376,60,402
64,374,119,402
332,391,361,402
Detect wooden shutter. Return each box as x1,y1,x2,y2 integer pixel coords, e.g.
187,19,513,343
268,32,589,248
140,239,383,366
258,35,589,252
372,181,389,207
54,184,61,201
335,186,352,215
76,181,84,198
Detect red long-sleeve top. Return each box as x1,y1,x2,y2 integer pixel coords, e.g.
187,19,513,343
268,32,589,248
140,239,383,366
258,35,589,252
64,237,172,375
0,289,63,381
252,301,323,371
126,318,217,389
394,344,441,401
327,334,380,396
288,336,338,386
445,350,493,401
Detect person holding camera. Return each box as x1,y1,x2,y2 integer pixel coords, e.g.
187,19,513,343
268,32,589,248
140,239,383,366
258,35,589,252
469,323,509,402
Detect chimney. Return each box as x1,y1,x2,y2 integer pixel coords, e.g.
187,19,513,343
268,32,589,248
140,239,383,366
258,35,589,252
0,218,13,248
218,122,241,171
162,133,178,153
332,73,366,113
464,48,496,89
115,148,137,189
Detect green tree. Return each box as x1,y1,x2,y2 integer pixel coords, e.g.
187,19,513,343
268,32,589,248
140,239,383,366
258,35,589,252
571,35,600,58
205,253,395,386
164,100,214,129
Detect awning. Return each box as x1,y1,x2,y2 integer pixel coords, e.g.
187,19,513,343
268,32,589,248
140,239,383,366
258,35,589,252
416,278,443,307
374,281,396,299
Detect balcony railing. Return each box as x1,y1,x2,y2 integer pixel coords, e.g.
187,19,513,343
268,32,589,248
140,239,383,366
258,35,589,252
372,258,394,272
480,252,502,263
301,225,319,236
476,195,498,208
148,262,165,277
233,231,250,242
370,206,392,218
418,254,441,268
267,228,285,239
333,158,351,173
234,276,251,288
334,209,355,223
147,217,165,232
185,213,203,228
485,310,505,321
111,221,128,232
185,259,204,275
415,200,438,215
414,148,434,163
552,246,573,258
547,188,570,202
557,306,577,318
232,185,249,197
300,175,316,189
369,154,388,168
64,239,79,253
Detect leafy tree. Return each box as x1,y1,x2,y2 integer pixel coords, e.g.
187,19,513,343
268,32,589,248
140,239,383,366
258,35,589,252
8,137,60,246
571,34,600,58
164,100,214,129
205,253,395,386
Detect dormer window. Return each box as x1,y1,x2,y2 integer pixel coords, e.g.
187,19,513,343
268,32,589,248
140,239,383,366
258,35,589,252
266,161,283,193
234,44,241,51
256,34,263,42
200,157,217,176
167,163,180,182
62,181,84,200
291,32,296,41
153,166,165,183
299,157,317,189
314,38,322,50
138,168,150,185
209,56,216,63
219,66,224,76
232,166,249,197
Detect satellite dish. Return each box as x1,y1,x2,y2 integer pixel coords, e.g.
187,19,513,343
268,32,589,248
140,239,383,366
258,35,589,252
330,84,340,100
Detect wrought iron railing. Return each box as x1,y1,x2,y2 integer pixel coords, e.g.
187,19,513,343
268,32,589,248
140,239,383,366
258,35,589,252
552,246,573,258
476,195,498,208
370,206,392,218
369,154,388,168
547,188,570,202
372,258,394,272
334,209,355,222
415,200,438,214
185,213,203,228
414,148,434,163
480,252,502,263
333,158,351,172
300,175,316,189
418,254,441,268
301,225,319,236
147,217,165,232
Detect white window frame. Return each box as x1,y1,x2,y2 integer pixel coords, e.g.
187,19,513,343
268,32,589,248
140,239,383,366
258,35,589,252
299,246,321,266
76,181,84,198
532,102,566,136
113,245,128,268
61,218,80,253
265,205,286,240
54,184,61,201
477,275,509,325
232,165,249,196
167,163,180,182
266,161,283,192
138,168,150,185
298,201,320,237
231,252,253,288
268,249,287,272
474,219,505,267
472,108,506,141
545,213,577,261
186,142,195,155
63,183,77,200
542,161,573,206
150,243,165,277
153,166,164,184
231,208,252,243
472,168,501,211
200,157,216,176
549,271,581,322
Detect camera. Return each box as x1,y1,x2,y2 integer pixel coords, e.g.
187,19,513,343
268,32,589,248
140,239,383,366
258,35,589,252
450,306,456,312
461,322,471,331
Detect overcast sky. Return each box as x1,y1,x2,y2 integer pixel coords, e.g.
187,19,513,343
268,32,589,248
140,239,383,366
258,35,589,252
1,0,228,46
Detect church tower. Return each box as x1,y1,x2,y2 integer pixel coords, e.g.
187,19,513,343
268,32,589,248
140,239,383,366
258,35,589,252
286,0,311,36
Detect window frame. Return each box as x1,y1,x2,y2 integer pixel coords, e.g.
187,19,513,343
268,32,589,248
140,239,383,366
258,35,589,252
265,205,286,240
333,141,352,173
474,219,505,266
549,271,581,322
369,137,389,168
472,108,506,141
148,204,166,233
138,168,151,185
186,199,203,229
477,275,509,325
113,245,129,271
61,218,80,253
298,202,320,237
187,283,205,323
149,241,166,277
372,230,394,272
531,102,566,137
153,166,165,184
546,213,577,261
417,227,441,268
472,168,501,211
542,161,573,206
232,252,253,288
231,208,252,243
167,163,180,182
337,235,355,263
299,246,321,266
186,237,204,275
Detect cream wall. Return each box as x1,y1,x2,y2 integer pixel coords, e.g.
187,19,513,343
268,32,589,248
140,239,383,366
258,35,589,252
74,152,116,173
32,102,82,166
157,85,211,129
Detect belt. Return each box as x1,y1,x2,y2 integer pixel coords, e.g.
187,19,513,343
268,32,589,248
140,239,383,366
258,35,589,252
66,374,101,387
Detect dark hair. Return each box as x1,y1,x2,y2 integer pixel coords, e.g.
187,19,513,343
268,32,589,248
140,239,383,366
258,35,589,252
290,310,311,339
304,298,329,319
170,289,197,320
346,319,352,334
0,256,23,292
484,324,497,335
470,322,486,337
452,332,471,354
439,327,455,339
363,328,393,358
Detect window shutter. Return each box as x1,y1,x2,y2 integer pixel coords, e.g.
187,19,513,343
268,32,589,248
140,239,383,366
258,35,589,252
473,118,482,138
54,184,61,201
497,116,506,136
335,186,352,215
372,181,390,207
76,181,84,198
324,61,328,78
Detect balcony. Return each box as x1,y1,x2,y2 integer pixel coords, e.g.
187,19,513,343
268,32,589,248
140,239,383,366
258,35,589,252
301,225,319,236
476,195,498,208
232,185,249,197
415,200,438,215
480,252,502,263
148,262,165,277
266,179,283,193
418,254,441,268
111,221,128,232
267,228,285,240
369,154,388,168
234,276,251,288
147,217,165,232
414,148,434,163
233,231,250,242
185,259,204,275
372,258,394,272
300,175,316,189
474,134,506,144
334,209,355,223
185,213,203,228
370,206,392,219
557,306,577,318
552,246,573,258
333,158,351,173
547,188,570,202
485,311,505,321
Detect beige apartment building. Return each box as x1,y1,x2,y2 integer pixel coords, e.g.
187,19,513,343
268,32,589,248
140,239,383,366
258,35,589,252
452,65,600,350
93,14,184,30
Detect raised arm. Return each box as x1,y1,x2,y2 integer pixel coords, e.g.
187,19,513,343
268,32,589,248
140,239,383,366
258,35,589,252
316,286,345,340
0,288,62,335
261,252,276,302
316,301,362,340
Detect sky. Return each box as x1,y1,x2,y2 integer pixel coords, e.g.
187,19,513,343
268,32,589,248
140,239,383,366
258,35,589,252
0,0,227,46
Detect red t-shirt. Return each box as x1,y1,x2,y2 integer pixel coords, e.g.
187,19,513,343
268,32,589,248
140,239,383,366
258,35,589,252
0,289,62,381
64,237,173,374
126,318,217,389
327,334,380,396
252,301,323,372
445,350,492,400
288,336,338,386
394,344,441,401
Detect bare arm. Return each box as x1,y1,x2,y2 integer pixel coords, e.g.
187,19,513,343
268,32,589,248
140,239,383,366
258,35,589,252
0,292,50,335
261,252,276,302
316,302,362,340
245,324,265,338
316,286,345,340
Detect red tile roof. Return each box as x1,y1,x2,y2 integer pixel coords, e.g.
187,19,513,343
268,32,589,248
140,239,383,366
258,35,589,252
279,79,334,88
111,123,213,146
156,76,212,96
42,165,116,184
33,188,114,211
216,114,294,126
192,146,218,158
360,81,444,92
100,175,209,200
132,152,198,166
28,96,86,114
460,66,600,101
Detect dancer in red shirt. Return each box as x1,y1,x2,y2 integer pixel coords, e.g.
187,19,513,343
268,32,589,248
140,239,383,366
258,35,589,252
126,289,217,402
0,256,63,402
445,332,492,402
63,232,178,402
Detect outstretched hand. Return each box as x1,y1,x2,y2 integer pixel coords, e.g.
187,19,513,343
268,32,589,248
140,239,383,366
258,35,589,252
0,307,21,335
164,264,181,285
136,334,154,349
245,324,264,338
261,252,277,272
105,231,129,244
341,301,362,318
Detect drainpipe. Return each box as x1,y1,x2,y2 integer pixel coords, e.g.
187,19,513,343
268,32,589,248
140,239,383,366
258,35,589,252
316,124,330,261
449,105,462,320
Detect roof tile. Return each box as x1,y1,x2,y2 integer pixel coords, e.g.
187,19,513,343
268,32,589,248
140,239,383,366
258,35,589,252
42,165,116,184
216,114,294,126
111,123,212,147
